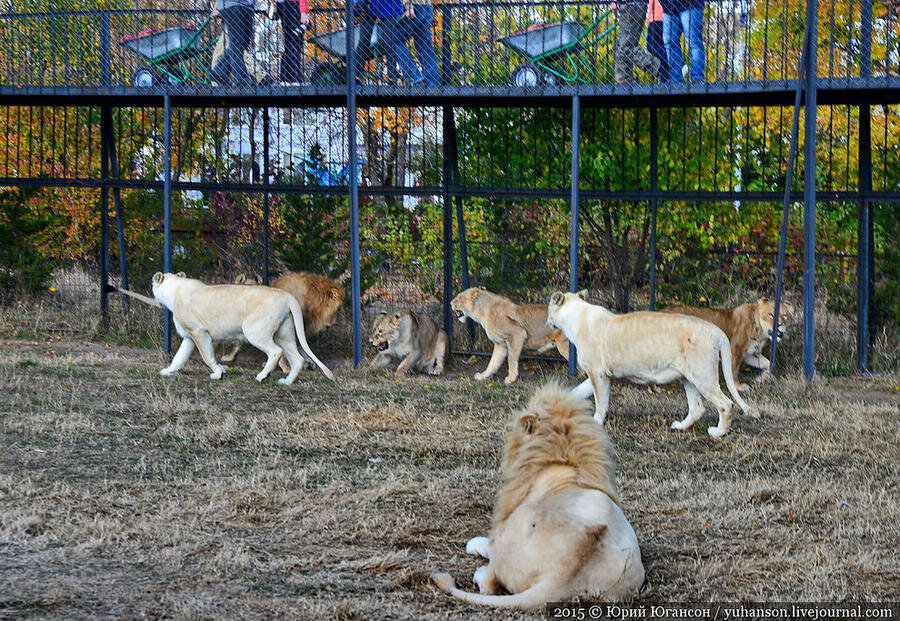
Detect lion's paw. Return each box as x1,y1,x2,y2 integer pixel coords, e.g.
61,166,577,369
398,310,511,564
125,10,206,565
254,372,267,382
474,372,489,381
465,536,491,558
747,407,761,419
277,377,293,386
209,371,223,380
707,425,728,438
671,420,687,431
735,382,749,392
160,367,177,377
473,565,491,593
503,375,518,385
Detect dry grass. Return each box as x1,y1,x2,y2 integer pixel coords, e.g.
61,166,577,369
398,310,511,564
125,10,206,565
0,332,898,619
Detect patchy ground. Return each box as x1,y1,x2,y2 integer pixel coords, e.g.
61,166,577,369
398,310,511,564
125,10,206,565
0,338,898,619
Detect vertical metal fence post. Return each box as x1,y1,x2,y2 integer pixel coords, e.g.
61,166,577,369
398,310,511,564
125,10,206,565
346,1,362,367
440,4,451,85
99,106,110,324
860,0,873,79
104,107,130,314
262,107,271,285
441,106,454,339
448,109,474,344
100,12,111,87
770,10,811,376
568,95,581,377
163,95,173,355
856,104,872,372
802,0,818,381
649,107,658,311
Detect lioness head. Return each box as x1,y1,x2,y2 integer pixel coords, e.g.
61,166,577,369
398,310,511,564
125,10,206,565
450,287,486,323
370,312,403,350
755,298,796,341
547,289,588,329
234,273,263,285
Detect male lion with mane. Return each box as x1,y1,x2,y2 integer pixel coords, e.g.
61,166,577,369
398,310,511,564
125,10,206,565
660,298,796,390
550,291,756,437
450,287,569,384
432,382,644,609
223,271,344,373
370,310,448,375
151,272,334,383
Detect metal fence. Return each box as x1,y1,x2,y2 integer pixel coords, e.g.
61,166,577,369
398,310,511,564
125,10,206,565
0,0,897,95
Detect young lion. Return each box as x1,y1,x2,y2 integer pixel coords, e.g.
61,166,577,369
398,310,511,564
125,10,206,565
432,382,644,608
370,310,448,376
450,287,569,384
223,271,344,373
550,291,756,437
660,298,796,391
151,272,335,384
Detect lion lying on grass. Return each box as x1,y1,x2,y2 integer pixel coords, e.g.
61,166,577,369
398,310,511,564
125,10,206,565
151,272,335,383
450,287,569,384
223,271,344,374
370,310,448,376
660,298,796,391
551,291,756,437
432,382,644,609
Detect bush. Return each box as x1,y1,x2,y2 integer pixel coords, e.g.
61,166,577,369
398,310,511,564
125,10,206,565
0,188,57,295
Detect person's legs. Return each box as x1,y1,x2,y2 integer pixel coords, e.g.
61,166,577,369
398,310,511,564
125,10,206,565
354,16,375,81
682,7,705,82
277,1,304,83
614,3,643,84
225,5,254,85
411,4,440,86
646,20,670,80
376,17,401,84
394,18,424,83
661,11,685,82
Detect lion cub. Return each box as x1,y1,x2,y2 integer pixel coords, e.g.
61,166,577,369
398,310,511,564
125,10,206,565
450,287,569,384
370,310,448,376
660,298,796,390
432,382,644,608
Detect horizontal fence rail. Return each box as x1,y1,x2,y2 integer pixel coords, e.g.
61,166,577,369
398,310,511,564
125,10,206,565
0,0,897,98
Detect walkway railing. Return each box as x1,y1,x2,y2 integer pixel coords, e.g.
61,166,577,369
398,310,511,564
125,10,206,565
0,0,896,96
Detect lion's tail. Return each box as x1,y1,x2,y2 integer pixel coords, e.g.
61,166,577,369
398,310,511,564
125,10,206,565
287,297,335,381
431,572,564,610
717,334,757,417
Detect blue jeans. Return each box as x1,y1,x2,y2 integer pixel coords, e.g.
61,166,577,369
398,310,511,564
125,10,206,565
394,4,440,86
662,8,705,83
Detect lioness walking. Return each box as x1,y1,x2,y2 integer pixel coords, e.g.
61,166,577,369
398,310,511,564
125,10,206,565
151,272,335,384
549,290,756,437
450,287,569,384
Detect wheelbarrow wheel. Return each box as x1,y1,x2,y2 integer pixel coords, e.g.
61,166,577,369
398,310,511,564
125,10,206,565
132,66,157,88
311,62,345,87
511,63,558,87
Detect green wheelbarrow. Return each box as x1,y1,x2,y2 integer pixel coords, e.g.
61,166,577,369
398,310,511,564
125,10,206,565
498,12,616,86
120,16,218,87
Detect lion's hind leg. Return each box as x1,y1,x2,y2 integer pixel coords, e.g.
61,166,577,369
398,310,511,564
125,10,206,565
274,320,304,385
688,374,734,438
671,381,706,431
244,322,285,383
